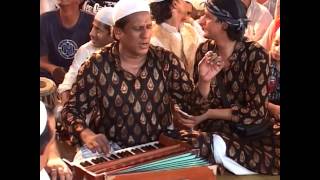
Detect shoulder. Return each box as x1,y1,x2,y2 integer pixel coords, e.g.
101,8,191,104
76,42,93,54
40,10,58,22
80,10,94,21
243,38,267,53
197,39,215,53
149,45,181,65
149,44,175,58
255,1,273,17
241,39,268,65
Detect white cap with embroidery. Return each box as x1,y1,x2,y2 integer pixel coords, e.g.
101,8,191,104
40,101,48,136
95,7,115,26
113,0,150,23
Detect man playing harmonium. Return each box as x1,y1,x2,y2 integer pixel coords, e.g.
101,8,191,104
61,0,219,162
60,0,279,176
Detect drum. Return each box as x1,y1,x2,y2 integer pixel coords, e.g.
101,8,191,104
40,77,58,110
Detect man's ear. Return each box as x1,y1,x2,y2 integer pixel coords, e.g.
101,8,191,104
171,0,178,9
113,27,122,41
222,22,228,30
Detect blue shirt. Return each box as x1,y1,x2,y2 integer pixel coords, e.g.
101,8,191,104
40,10,94,71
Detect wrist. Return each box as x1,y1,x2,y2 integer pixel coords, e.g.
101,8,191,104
198,78,211,85
80,128,95,142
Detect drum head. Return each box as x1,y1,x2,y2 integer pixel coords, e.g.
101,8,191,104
40,77,56,96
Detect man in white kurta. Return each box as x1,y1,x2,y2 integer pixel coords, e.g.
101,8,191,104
150,0,205,79
242,0,273,41
57,7,114,103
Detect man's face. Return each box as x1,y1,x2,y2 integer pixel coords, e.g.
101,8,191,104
115,12,152,57
199,9,223,39
172,0,189,21
271,31,280,61
183,2,193,21
90,20,113,48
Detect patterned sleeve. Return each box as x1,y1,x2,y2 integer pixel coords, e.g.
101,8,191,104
231,45,270,125
193,41,216,108
164,50,210,115
61,53,102,144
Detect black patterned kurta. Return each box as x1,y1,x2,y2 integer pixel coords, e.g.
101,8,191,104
61,42,209,148
191,39,280,175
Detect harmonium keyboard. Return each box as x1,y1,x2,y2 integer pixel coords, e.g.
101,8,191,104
64,133,217,180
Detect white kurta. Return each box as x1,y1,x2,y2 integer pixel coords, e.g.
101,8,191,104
40,168,50,180
57,41,100,94
244,0,273,42
150,22,204,78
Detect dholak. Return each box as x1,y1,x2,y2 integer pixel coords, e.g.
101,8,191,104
40,77,57,110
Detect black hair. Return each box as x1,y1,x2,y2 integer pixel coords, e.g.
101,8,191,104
208,0,247,41
114,15,130,30
150,0,173,24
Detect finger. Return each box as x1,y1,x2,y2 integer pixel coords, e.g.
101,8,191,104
58,167,66,180
92,142,102,154
66,172,73,180
178,118,196,126
64,167,73,180
88,142,98,153
99,135,110,154
51,169,57,180
96,136,109,154
182,123,196,128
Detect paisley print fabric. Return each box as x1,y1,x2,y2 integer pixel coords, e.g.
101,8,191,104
191,39,280,175
61,42,210,148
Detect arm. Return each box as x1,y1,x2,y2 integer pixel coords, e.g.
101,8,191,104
191,44,270,128
167,45,223,127
45,110,73,180
40,15,66,84
228,47,270,125
267,102,280,120
40,56,58,74
61,54,109,154
57,45,91,103
46,141,73,180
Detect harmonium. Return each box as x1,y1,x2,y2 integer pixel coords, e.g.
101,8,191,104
64,133,217,180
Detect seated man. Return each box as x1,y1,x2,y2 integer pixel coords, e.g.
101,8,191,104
177,0,279,175
40,0,94,85
40,101,73,180
61,0,218,156
57,7,114,105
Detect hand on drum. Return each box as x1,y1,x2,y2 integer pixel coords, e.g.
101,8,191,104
80,128,110,155
52,67,66,85
46,157,73,180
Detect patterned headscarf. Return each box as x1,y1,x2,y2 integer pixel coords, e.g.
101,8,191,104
205,0,249,31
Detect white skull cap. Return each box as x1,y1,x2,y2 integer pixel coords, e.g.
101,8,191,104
113,0,150,23
40,101,48,136
95,7,115,26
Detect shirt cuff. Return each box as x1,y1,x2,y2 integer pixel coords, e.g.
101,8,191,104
230,104,240,122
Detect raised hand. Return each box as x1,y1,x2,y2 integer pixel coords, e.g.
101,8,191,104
198,51,225,83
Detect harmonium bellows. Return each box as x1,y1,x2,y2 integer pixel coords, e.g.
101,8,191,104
64,134,217,180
